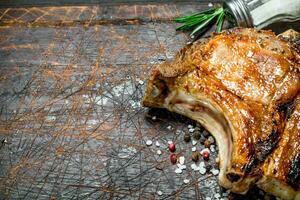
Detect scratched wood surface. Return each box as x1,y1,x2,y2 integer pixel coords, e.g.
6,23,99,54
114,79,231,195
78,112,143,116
0,2,274,200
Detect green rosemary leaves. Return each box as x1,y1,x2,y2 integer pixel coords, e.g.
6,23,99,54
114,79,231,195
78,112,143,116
175,7,231,37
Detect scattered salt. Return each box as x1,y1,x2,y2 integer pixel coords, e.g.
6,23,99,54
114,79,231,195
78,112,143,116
214,193,221,198
167,140,173,145
146,140,153,146
199,167,206,175
191,163,197,170
192,140,197,146
192,147,197,152
157,150,162,155
180,165,186,170
155,141,160,147
183,179,190,184
210,145,215,152
175,168,183,174
138,80,144,85
208,2,213,7
167,125,172,130
199,161,206,174
179,156,185,165
189,128,195,133
152,116,157,120
199,161,205,168
157,191,163,196
188,125,193,129
211,168,220,175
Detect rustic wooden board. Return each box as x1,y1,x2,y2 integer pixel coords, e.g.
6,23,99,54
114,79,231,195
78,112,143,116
0,2,273,200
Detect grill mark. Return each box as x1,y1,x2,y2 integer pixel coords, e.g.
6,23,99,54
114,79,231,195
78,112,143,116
287,154,300,190
226,172,241,182
244,130,280,174
277,100,296,119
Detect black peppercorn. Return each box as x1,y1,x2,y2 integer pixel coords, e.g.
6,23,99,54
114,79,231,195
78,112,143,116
184,133,191,143
192,151,200,162
193,131,201,140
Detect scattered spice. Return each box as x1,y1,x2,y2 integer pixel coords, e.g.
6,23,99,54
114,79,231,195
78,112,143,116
206,164,212,171
208,136,215,144
168,143,176,152
204,139,211,148
184,133,191,142
202,130,210,138
170,154,177,164
199,135,206,145
192,151,200,162
193,131,201,140
201,150,210,160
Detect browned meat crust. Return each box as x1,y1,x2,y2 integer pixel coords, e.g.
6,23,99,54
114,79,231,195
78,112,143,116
142,28,300,200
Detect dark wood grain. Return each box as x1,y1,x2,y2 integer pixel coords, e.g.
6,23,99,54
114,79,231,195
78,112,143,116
0,2,267,200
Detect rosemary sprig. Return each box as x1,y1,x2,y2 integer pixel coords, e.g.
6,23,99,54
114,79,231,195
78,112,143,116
175,7,230,37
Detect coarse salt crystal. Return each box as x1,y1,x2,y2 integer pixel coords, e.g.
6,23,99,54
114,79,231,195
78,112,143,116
192,147,197,152
189,128,195,133
177,164,186,170
214,193,221,198
179,156,185,165
199,161,205,168
211,168,220,175
192,140,197,146
138,80,144,85
155,141,160,147
205,197,212,200
188,125,193,129
195,166,201,171
208,2,213,7
175,168,183,174
152,116,157,120
199,167,206,175
167,140,173,145
183,179,190,184
146,140,153,146
167,125,172,130
191,163,197,170
210,145,215,152
157,150,162,155
180,165,186,170
157,191,163,196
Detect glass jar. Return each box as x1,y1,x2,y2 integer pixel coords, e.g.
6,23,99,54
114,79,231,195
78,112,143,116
224,0,300,29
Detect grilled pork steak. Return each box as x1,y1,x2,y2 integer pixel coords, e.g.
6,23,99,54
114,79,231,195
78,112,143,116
142,28,300,200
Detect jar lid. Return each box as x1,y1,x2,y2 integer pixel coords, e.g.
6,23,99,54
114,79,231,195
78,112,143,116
223,0,253,27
